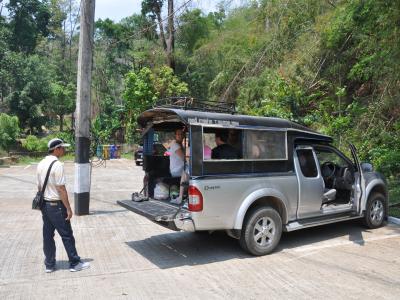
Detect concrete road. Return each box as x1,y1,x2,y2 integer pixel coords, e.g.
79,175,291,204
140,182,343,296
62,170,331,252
0,159,399,300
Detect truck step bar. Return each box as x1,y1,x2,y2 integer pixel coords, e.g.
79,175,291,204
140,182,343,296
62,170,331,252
285,212,362,232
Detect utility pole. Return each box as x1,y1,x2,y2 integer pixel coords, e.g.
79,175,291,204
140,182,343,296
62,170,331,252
74,0,95,215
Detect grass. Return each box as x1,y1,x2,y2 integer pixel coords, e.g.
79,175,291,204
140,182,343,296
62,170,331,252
389,206,400,218
16,153,75,165
121,152,133,159
388,179,400,218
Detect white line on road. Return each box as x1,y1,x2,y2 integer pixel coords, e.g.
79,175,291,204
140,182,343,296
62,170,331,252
161,242,188,258
24,165,31,170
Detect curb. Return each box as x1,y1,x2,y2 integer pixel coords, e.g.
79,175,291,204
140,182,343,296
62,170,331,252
388,216,400,225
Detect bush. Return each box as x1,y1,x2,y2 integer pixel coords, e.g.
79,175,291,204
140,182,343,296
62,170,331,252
22,132,74,152
22,135,47,152
0,113,20,151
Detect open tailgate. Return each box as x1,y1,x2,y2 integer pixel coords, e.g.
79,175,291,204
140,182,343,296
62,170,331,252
117,199,185,230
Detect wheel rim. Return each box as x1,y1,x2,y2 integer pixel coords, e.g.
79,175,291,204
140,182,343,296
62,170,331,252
253,216,276,247
369,199,384,226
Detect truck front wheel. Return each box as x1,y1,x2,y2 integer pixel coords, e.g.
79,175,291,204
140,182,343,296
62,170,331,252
363,192,386,229
239,206,282,256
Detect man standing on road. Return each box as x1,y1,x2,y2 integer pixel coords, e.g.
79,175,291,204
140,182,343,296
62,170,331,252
37,138,90,273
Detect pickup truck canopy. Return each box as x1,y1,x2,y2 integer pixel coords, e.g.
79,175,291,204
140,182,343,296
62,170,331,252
138,108,333,143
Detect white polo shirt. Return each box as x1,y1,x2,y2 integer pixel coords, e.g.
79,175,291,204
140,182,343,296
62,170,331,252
169,141,184,177
36,155,66,201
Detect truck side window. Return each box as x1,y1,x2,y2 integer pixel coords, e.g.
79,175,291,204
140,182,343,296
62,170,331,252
297,149,318,178
202,128,242,160
243,130,287,160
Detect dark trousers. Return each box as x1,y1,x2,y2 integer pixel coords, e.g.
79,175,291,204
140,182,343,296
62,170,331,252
41,201,80,268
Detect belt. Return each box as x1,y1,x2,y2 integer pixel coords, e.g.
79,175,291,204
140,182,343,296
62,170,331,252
44,200,62,207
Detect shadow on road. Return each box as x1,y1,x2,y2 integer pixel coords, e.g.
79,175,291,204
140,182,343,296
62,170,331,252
126,220,400,269
278,220,370,250
126,231,250,269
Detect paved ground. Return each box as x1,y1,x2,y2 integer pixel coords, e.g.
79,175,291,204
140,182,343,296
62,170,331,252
1,159,400,300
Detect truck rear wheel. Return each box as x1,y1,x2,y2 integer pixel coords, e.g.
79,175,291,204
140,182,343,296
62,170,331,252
363,192,386,229
239,206,282,256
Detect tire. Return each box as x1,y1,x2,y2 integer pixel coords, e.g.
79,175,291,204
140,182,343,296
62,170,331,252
363,192,386,229
135,161,140,166
239,206,282,256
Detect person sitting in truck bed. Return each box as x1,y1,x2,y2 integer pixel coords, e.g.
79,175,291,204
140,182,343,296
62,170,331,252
169,128,189,204
169,128,185,178
212,130,240,159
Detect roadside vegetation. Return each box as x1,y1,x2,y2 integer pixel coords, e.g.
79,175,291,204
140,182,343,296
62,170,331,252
0,0,399,210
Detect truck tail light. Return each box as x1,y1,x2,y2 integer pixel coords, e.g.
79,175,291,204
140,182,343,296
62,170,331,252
188,185,203,212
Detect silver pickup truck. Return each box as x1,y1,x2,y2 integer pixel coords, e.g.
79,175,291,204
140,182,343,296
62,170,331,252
118,99,387,256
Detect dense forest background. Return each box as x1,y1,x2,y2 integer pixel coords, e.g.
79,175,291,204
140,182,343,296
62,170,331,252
0,0,399,184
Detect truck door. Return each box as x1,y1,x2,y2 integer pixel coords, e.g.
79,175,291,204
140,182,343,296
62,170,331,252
349,143,365,214
294,146,325,218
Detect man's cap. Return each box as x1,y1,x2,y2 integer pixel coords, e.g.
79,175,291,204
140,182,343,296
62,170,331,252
48,138,70,151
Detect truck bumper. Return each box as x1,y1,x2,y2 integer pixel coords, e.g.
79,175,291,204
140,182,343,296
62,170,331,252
174,217,195,232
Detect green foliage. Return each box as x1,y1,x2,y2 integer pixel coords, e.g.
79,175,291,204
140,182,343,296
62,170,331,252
122,67,157,142
6,54,52,131
22,135,46,152
237,69,307,120
6,0,51,53
153,66,189,98
141,0,164,20
22,132,74,152
177,9,211,54
122,66,188,142
0,113,20,151
45,82,75,131
91,97,124,144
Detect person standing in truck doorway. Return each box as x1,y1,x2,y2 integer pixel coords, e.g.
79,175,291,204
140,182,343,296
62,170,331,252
37,138,90,273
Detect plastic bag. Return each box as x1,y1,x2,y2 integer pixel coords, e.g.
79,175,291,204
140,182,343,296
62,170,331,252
169,185,179,199
154,182,169,200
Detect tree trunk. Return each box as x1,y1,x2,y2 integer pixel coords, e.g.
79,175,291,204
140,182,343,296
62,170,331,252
166,0,175,70
60,114,64,132
61,19,67,81
155,5,167,51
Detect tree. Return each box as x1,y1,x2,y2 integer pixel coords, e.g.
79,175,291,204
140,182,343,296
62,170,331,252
177,9,210,55
122,67,157,142
141,0,175,70
166,0,175,70
142,0,167,50
6,54,52,132
6,0,51,53
153,65,188,98
122,66,188,141
46,0,80,83
46,82,75,132
0,113,20,151
0,15,11,103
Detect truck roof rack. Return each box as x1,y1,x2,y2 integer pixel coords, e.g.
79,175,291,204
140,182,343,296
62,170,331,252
154,97,236,114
